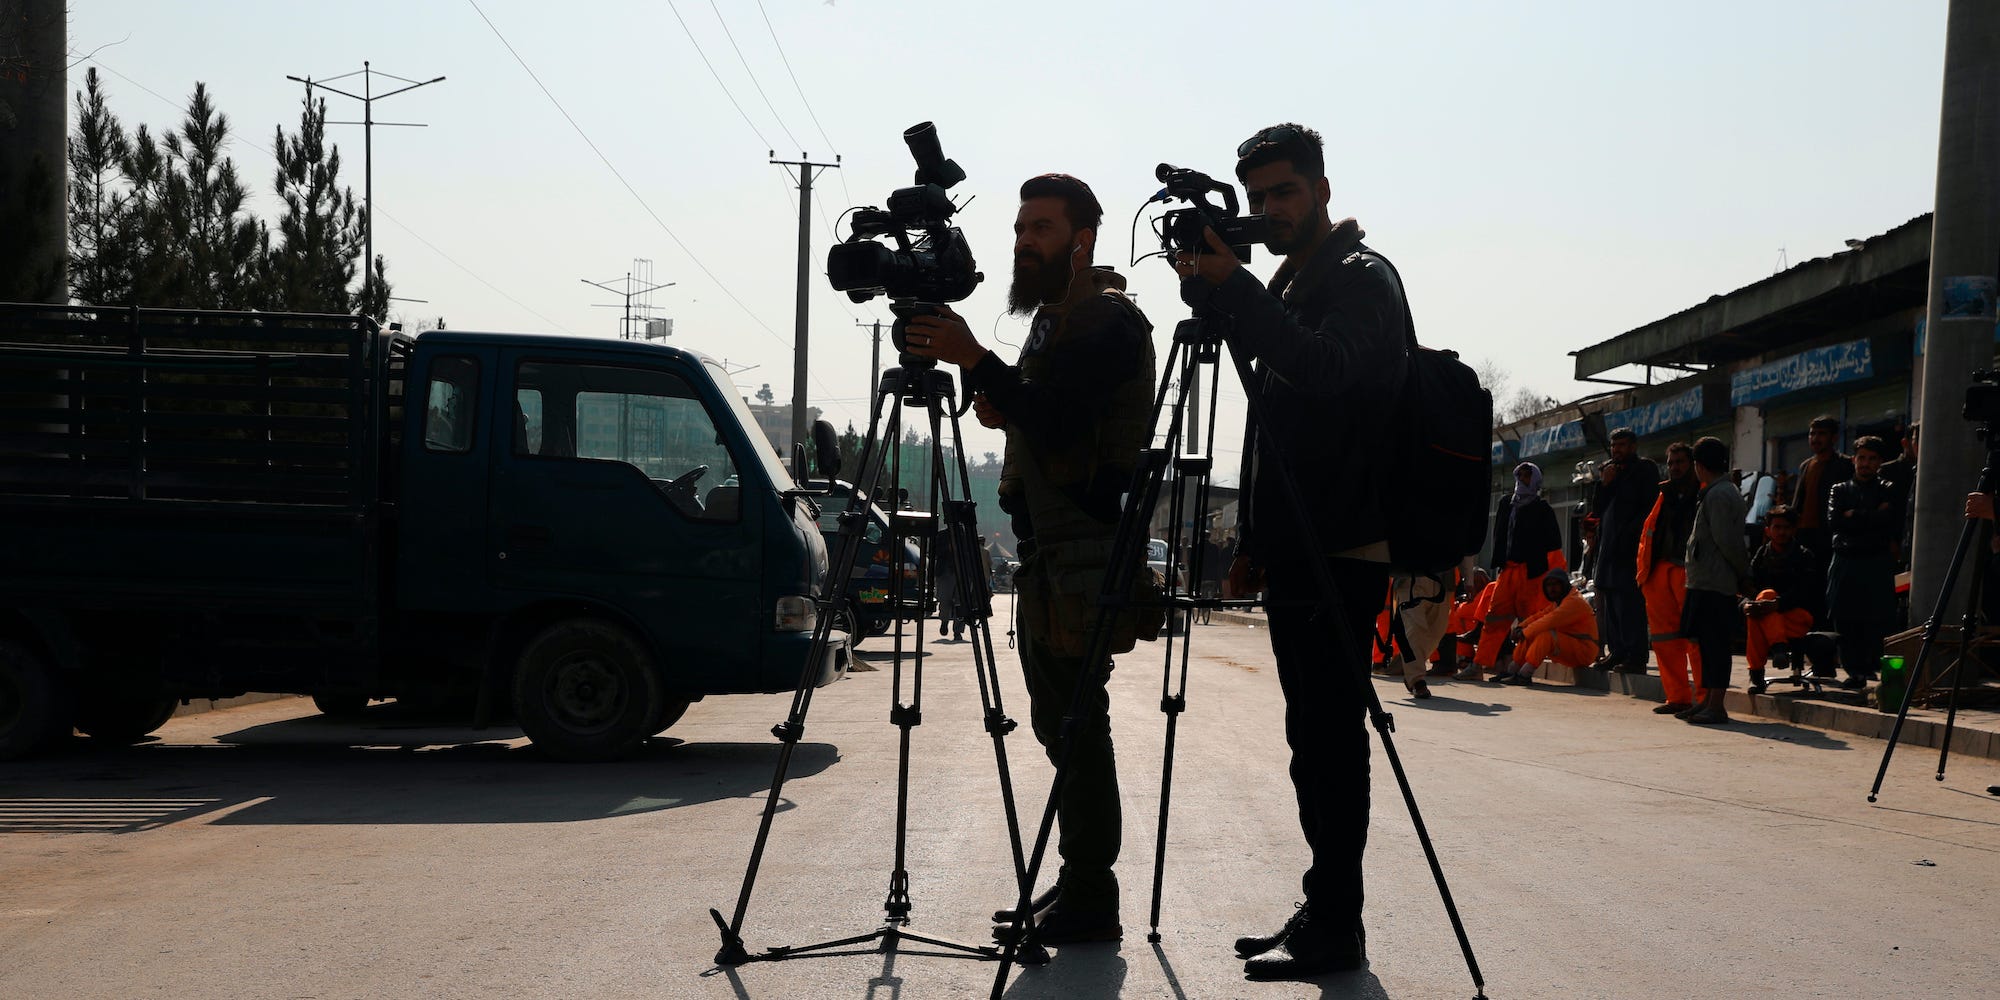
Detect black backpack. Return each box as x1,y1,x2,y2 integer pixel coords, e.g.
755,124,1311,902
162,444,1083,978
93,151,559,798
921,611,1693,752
1357,251,1493,576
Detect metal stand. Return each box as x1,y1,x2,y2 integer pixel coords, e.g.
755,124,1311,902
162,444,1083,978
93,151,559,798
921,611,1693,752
1868,443,2000,801
709,361,1046,969
989,311,1487,1000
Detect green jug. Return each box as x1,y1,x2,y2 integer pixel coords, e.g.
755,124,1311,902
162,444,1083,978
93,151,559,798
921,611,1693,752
1876,655,1909,713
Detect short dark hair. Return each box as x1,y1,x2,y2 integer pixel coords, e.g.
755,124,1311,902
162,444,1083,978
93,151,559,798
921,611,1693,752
1853,435,1890,458
1610,427,1637,444
1666,441,1693,460
1692,436,1729,473
1019,173,1102,234
1809,415,1840,434
1235,122,1325,182
1765,504,1797,526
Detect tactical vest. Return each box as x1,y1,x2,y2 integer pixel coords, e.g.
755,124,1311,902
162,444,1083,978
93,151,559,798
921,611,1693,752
1000,279,1156,547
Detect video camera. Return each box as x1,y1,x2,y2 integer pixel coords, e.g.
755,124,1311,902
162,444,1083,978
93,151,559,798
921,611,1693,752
1966,370,2000,425
826,122,983,366
1153,162,1272,264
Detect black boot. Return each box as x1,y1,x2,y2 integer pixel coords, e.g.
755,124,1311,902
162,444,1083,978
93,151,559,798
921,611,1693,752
1233,901,1309,958
992,879,1063,923
1243,910,1366,979
991,897,1120,945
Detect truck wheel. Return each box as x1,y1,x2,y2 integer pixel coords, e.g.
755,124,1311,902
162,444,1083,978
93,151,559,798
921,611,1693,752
513,619,664,762
0,641,74,760
831,603,863,654
651,696,693,735
311,693,372,718
74,694,180,745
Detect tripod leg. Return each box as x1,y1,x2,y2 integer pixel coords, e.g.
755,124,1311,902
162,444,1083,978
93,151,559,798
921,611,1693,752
1936,517,1992,781
712,381,909,964
1869,453,1997,802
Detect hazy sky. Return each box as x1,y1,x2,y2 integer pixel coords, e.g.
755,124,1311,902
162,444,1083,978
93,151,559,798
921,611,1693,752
65,1,1949,480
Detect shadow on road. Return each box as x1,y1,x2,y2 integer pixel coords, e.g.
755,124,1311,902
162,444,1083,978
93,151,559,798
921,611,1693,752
1719,720,1851,751
999,943,1127,998
0,720,839,830
1401,695,1515,717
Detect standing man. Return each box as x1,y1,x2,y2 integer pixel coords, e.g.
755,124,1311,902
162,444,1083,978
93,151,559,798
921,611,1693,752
1682,436,1753,724
1637,443,1700,714
905,173,1155,944
1472,462,1565,678
1791,415,1854,572
1591,428,1660,672
1826,436,1905,690
1181,123,1409,979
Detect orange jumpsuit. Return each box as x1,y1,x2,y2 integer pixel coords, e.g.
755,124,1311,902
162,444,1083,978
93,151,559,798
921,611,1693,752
1448,591,1485,661
1746,588,1815,671
1474,553,1565,668
1637,491,1697,706
1514,590,1600,669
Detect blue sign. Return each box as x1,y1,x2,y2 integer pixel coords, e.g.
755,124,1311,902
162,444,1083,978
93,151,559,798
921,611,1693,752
1518,420,1584,458
1605,386,1704,438
1491,439,1518,466
1730,339,1875,406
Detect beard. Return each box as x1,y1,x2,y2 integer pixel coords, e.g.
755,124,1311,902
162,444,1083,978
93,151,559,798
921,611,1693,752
1264,212,1324,256
1006,248,1075,316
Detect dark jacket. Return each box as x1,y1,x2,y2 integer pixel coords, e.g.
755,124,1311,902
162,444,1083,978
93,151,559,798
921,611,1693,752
1751,541,1825,621
1592,456,1661,577
1489,492,1562,579
1215,219,1409,562
1828,475,1903,557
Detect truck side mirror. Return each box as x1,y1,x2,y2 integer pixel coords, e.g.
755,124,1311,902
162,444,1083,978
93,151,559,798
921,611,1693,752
813,419,842,479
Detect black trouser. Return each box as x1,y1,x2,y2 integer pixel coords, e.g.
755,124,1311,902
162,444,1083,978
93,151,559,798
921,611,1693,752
1596,570,1648,662
1828,551,1896,680
1682,588,1738,690
1017,622,1121,912
1262,555,1383,930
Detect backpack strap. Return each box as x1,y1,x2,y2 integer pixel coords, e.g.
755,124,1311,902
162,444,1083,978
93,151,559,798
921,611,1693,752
1347,247,1419,354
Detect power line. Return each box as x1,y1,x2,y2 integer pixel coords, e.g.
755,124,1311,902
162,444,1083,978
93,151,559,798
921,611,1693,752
662,0,774,151
754,0,856,210
79,55,573,335
707,0,801,153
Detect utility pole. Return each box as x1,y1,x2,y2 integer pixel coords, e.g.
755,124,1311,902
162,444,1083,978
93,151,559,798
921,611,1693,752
772,151,841,476
1911,0,2000,620
0,0,66,302
286,62,445,305
856,318,883,408
582,272,676,339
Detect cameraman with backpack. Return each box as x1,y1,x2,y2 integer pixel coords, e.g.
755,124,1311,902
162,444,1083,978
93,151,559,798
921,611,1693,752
1176,122,1409,980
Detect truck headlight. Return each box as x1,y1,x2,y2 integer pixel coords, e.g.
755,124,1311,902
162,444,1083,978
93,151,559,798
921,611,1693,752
775,595,818,632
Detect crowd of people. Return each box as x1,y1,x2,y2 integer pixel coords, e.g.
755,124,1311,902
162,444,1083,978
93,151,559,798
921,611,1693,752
1369,417,1919,726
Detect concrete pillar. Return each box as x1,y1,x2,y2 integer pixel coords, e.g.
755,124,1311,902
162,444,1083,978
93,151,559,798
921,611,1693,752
0,0,68,302
1911,0,2000,621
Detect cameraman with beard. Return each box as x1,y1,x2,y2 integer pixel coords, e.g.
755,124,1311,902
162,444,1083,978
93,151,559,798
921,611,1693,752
1176,123,1409,979
905,173,1156,945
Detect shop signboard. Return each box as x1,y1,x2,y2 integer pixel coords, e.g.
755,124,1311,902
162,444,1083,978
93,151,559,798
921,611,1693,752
1730,338,1874,406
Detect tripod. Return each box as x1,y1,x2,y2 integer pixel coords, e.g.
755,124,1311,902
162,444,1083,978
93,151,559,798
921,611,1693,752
1867,442,1999,802
709,360,1047,969
990,311,1488,1000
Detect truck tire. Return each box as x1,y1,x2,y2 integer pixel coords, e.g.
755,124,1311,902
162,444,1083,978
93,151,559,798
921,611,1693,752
0,640,73,760
513,619,664,762
74,694,180,745
651,696,693,735
831,602,863,654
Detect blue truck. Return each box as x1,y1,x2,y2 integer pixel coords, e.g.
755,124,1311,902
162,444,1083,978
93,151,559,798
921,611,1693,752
0,303,844,761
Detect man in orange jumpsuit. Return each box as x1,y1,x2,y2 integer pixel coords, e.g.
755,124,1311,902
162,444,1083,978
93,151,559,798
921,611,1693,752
1744,505,1824,693
1491,570,1598,685
1637,443,1701,713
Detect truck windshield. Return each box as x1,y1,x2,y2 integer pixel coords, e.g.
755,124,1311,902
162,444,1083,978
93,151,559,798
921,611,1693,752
708,359,797,489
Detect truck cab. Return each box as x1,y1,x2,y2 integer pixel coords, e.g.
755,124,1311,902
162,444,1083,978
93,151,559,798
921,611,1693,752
0,306,843,761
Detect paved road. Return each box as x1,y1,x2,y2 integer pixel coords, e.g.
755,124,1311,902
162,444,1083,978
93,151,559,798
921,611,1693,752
3,596,1997,999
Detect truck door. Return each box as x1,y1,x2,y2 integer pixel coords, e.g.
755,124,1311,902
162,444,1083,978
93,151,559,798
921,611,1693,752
492,355,761,686
397,349,495,611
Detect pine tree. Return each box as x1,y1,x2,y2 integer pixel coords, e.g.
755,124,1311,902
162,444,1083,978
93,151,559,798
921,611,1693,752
121,84,262,308
66,68,134,305
263,92,361,313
